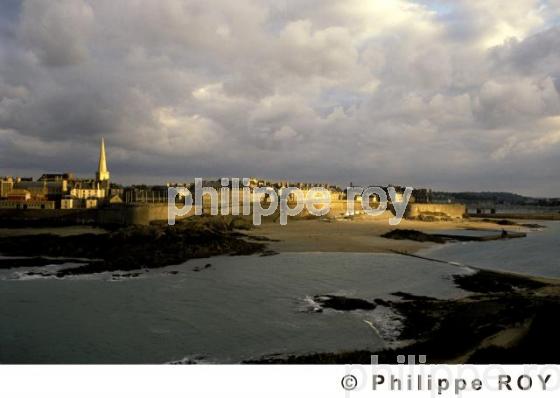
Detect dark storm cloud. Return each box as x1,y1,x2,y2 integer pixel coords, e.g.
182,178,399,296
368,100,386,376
1,0,560,196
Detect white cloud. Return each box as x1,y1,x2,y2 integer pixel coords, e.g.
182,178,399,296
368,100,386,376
1,0,560,195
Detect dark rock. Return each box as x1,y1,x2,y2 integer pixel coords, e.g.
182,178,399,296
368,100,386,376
313,295,376,311
391,292,438,301
381,229,448,243
248,271,559,365
0,218,268,276
453,270,547,293
374,298,391,306
0,257,91,269
521,223,546,229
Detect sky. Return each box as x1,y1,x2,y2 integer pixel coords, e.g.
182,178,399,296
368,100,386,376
1,0,560,196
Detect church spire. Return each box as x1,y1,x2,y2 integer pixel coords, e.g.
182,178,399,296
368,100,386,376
96,137,110,182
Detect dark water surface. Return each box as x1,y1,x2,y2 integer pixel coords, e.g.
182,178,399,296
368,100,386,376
0,252,469,363
2,222,556,364
420,221,560,277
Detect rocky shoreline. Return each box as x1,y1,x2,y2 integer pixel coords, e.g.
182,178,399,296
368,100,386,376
2,216,557,364
247,269,560,364
0,216,266,277
382,228,526,243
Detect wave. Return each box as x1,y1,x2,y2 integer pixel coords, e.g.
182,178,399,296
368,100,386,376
299,295,323,313
367,305,404,341
166,355,213,364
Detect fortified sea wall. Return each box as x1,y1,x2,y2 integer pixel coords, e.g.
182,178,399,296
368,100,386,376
405,203,466,219
1,200,465,226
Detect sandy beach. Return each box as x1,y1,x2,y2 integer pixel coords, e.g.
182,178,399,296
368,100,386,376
248,216,524,254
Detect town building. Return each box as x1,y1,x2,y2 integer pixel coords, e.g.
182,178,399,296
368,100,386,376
0,176,14,198
0,138,113,210
0,188,55,209
96,137,110,192
60,138,111,209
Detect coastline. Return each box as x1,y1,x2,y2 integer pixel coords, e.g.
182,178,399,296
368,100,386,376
246,216,527,254
242,216,560,364
1,215,558,364
247,268,560,364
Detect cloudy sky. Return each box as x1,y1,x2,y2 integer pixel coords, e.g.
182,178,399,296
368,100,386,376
1,0,560,196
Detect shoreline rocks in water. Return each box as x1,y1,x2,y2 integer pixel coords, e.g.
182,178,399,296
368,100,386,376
381,229,448,243
382,228,526,243
313,295,376,311
481,219,547,229
247,269,560,364
453,269,547,293
0,257,93,269
520,223,546,229
192,263,213,272
0,216,266,277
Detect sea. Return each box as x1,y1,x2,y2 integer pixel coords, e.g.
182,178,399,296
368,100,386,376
0,221,558,363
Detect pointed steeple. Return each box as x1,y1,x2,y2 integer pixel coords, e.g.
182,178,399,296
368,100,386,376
96,137,110,182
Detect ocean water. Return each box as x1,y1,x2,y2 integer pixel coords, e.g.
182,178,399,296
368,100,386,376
419,221,560,278
1,222,556,364
0,252,470,364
